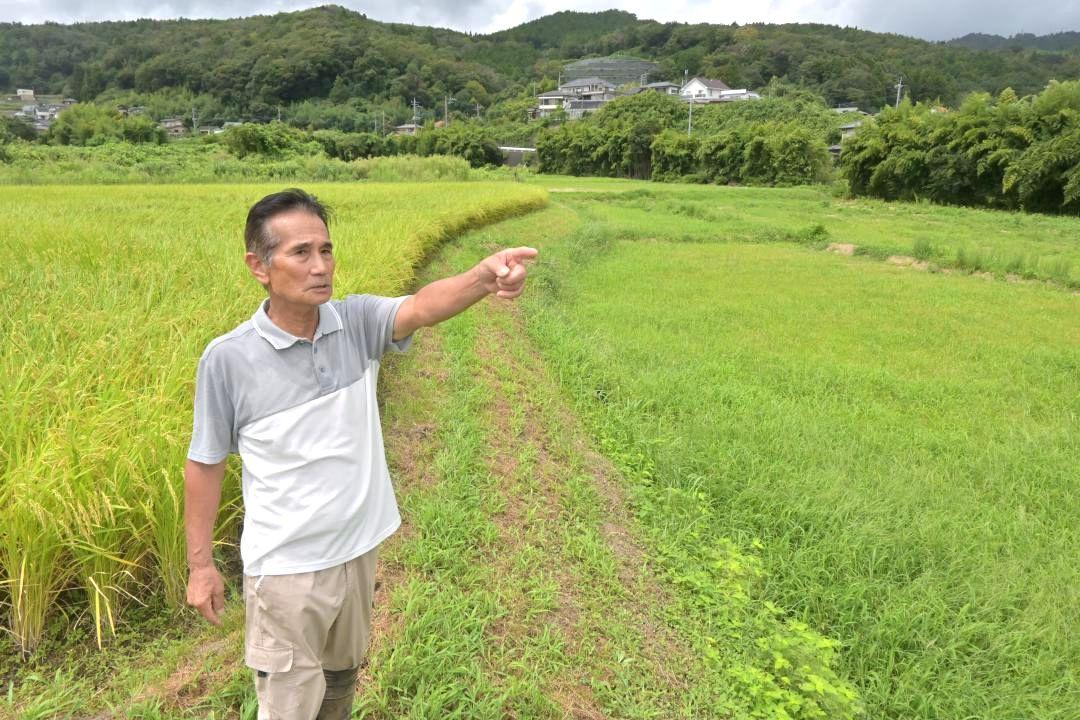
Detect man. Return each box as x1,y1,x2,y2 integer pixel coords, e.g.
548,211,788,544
184,188,537,719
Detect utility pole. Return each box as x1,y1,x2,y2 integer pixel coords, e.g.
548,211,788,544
191,107,198,132
412,97,421,124
685,69,692,136
475,102,482,119
444,95,455,126
276,105,282,122
894,76,905,108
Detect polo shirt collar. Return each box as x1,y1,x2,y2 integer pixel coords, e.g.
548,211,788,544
252,299,343,350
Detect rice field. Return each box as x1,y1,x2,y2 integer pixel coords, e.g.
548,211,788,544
3,175,1077,720
521,182,1080,719
0,182,547,656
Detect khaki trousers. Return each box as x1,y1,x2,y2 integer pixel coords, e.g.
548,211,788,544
243,546,378,720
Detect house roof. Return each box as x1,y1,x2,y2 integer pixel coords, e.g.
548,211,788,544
537,91,565,99
645,82,679,88
561,76,616,89
687,77,732,91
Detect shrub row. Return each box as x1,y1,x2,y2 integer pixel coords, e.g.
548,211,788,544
536,90,836,186
841,80,1080,213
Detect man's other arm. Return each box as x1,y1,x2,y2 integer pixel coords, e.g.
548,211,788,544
185,458,227,626
393,247,538,342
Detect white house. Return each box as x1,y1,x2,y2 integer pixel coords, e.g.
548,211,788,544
680,78,761,103
16,88,34,102
680,77,731,102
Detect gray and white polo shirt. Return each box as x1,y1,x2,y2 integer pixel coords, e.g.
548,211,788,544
188,294,412,577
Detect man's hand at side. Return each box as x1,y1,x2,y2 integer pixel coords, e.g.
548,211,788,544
184,458,227,625
393,246,538,341
187,564,226,626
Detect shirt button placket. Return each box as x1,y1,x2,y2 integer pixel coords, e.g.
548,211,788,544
313,341,330,388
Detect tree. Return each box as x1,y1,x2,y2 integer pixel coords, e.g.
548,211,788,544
46,103,123,146
650,129,701,181
1,116,38,142
329,76,352,104
222,121,320,158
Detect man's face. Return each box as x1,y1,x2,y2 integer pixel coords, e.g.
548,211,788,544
258,209,335,307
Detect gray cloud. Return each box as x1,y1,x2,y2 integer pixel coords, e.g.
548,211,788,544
840,0,1080,41
1,0,1078,40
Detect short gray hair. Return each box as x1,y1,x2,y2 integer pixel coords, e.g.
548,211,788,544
244,188,333,265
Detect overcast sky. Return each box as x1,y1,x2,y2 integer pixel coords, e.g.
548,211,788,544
2,0,1078,41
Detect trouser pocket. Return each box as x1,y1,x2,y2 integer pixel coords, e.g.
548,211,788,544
246,643,294,674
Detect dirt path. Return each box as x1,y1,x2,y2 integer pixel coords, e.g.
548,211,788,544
367,236,707,717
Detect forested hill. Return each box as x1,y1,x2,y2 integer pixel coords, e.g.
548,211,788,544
948,31,1080,52
2,5,1078,122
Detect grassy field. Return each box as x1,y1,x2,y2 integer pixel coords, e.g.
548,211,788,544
0,182,546,671
533,177,1080,287
1,176,1076,720
520,181,1079,719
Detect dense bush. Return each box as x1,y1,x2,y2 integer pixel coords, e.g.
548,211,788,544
230,121,504,167
415,125,503,168
221,121,321,158
0,141,505,184
44,103,167,146
1,116,37,142
538,91,834,186
842,80,1080,213
313,130,390,161
650,130,700,181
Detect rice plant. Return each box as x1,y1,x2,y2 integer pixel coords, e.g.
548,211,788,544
0,182,547,655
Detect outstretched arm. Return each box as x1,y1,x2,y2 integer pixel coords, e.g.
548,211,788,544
393,246,538,341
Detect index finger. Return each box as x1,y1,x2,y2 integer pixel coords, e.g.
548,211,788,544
503,247,538,265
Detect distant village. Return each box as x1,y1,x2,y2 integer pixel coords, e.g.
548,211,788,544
531,57,763,123
7,89,76,132
5,56,870,148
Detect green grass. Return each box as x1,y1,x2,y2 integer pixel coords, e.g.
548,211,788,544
521,185,1079,719
526,179,1080,287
